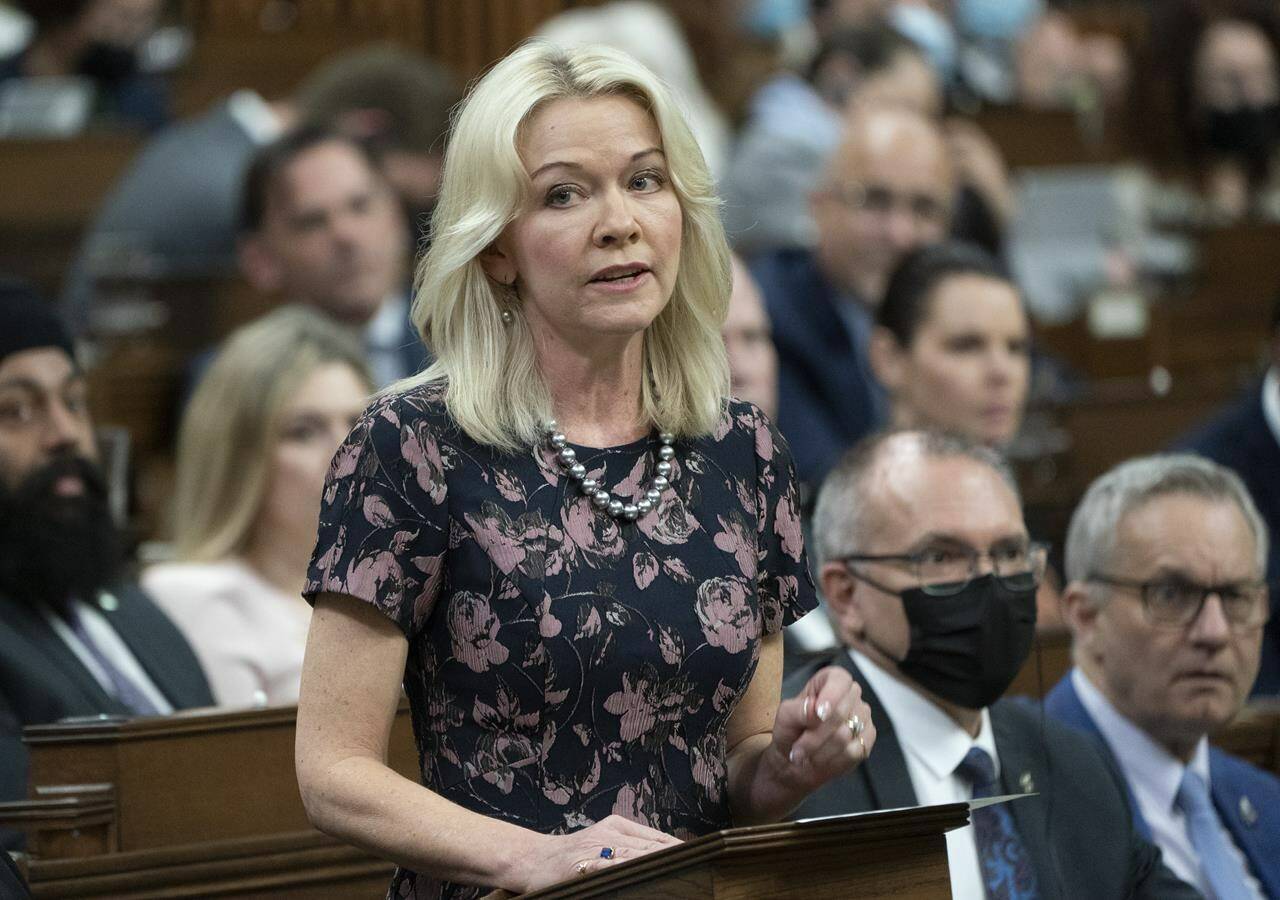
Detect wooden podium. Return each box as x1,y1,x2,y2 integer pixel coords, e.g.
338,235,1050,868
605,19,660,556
513,805,968,900
2,705,967,898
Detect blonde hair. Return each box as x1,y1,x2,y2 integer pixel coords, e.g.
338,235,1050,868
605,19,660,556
402,40,731,452
170,306,373,560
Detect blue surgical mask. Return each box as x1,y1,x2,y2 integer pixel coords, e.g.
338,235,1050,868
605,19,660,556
889,4,957,84
955,0,1043,43
741,0,809,40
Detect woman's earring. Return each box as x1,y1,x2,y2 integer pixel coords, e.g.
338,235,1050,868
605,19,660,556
499,278,518,326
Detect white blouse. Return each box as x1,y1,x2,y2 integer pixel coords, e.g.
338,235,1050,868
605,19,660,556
142,559,312,709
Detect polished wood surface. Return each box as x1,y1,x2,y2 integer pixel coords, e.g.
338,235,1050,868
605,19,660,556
3,703,418,897
519,804,965,899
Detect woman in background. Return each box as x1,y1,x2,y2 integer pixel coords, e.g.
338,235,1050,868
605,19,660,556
143,306,372,707
869,241,1030,449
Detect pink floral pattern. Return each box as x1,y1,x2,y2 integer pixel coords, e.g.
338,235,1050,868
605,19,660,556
305,384,814,900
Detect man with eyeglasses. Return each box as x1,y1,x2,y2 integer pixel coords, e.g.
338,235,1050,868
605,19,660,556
1047,453,1280,899
750,105,955,491
788,430,1198,898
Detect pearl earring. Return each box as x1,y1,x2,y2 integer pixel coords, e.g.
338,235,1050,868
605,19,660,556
500,308,514,325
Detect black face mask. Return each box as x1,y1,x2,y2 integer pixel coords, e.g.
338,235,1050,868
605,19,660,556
76,42,140,85
895,573,1038,710
1203,103,1280,178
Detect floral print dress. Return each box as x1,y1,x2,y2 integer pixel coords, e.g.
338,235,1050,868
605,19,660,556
305,382,815,900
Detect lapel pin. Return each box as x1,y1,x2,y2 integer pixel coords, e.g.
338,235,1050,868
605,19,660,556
1239,796,1258,827
98,592,119,612
1019,772,1035,794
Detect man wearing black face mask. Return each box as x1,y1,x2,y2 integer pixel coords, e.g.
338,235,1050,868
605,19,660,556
0,0,168,133
0,279,212,850
785,430,1199,899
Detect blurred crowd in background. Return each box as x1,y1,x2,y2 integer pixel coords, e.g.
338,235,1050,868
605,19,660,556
0,0,1277,727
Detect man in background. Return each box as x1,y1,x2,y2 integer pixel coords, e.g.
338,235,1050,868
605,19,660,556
62,44,459,331
1177,301,1280,695
0,279,213,846
751,106,954,489
235,126,422,388
790,430,1196,898
1048,453,1280,898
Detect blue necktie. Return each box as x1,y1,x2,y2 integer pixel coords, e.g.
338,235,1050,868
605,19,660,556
956,746,1040,900
64,606,161,716
1176,769,1253,900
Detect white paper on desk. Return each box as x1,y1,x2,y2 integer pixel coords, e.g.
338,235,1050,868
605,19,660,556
795,793,1038,826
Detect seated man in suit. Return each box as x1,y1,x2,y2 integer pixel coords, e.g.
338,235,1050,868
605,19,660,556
235,126,425,389
1048,453,1280,898
788,430,1197,898
0,280,214,843
750,106,954,491
1176,300,1280,695
61,46,460,330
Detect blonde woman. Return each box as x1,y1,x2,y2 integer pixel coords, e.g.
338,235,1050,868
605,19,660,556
143,307,372,708
296,42,875,898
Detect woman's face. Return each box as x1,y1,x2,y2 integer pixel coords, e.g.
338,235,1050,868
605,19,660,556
485,95,684,355
890,274,1030,446
259,362,369,540
1195,20,1279,110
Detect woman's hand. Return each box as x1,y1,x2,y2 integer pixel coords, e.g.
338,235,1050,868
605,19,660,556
509,815,682,892
770,665,876,795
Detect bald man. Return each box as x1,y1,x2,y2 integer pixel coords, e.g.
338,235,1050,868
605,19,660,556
751,106,955,490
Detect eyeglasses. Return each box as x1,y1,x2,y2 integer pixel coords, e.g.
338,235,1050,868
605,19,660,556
826,182,950,225
841,541,1049,597
1087,574,1270,630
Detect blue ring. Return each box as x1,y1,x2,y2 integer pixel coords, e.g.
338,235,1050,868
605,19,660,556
600,847,615,859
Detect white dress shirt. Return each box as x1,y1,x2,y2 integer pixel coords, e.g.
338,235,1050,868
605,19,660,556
364,292,414,389
853,650,999,900
1261,367,1279,449
225,89,284,147
1072,668,1264,899
44,595,174,715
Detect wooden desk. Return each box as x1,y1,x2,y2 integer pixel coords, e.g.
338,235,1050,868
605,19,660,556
0,135,141,297
6,703,419,897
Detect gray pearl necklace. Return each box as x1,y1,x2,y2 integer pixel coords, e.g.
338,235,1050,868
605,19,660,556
546,420,675,522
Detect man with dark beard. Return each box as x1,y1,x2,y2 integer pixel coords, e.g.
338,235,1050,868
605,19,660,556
0,279,213,848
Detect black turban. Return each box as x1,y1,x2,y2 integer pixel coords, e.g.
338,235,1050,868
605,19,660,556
0,278,75,366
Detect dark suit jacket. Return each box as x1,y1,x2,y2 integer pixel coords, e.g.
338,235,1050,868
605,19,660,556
1045,673,1280,898
0,584,214,848
785,653,1201,899
1175,382,1280,695
749,249,884,492
61,99,259,330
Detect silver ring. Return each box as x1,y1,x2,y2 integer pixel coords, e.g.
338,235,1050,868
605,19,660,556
846,713,864,737
857,734,867,759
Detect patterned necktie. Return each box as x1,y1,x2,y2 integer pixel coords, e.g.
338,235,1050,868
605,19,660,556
955,746,1040,900
64,605,161,716
1176,769,1253,900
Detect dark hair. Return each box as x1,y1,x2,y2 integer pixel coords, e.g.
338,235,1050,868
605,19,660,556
808,23,918,85
294,45,461,157
877,241,1013,347
238,125,380,235
15,0,90,31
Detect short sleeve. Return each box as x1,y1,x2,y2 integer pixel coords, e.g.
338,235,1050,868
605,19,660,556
304,394,449,640
750,405,818,634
